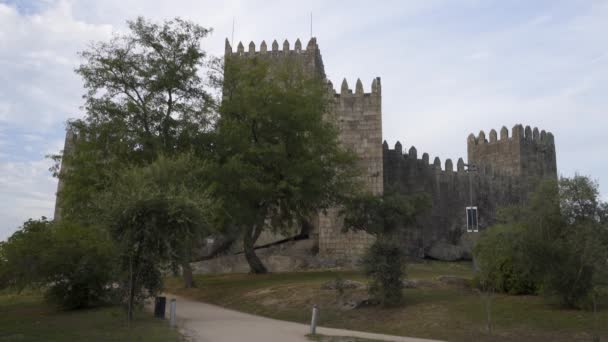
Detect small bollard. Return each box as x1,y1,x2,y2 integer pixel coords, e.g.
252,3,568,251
169,298,177,328
310,304,319,335
154,296,166,319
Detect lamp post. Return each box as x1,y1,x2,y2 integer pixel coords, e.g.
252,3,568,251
464,163,479,272
464,163,477,232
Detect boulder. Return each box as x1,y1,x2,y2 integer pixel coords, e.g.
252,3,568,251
402,279,418,289
437,275,471,288
321,279,365,290
426,241,465,261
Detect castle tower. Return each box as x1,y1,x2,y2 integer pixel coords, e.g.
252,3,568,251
318,78,383,261
224,38,325,79
467,124,557,180
224,38,383,261
53,126,77,221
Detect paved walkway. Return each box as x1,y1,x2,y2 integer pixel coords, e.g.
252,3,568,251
153,295,443,342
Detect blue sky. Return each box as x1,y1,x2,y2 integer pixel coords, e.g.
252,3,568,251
1,0,607,240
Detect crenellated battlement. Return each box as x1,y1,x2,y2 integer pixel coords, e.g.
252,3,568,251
326,77,381,98
467,124,557,179
224,37,326,80
383,140,474,176
225,37,319,56
467,124,555,147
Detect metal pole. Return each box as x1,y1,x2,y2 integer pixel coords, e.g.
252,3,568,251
169,299,177,328
310,304,319,335
469,169,473,209
231,17,235,46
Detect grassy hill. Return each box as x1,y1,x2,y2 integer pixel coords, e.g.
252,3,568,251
165,261,606,342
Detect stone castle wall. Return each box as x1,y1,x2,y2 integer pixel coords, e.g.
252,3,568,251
318,78,383,261
384,125,557,259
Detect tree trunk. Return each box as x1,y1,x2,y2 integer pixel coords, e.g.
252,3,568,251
243,224,267,274
484,289,493,335
127,255,135,323
592,293,599,342
181,260,195,288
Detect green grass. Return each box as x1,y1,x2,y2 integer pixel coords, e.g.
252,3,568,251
165,260,607,342
0,291,181,342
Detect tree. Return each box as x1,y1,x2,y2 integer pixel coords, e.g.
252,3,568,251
474,224,537,295
53,16,216,225
50,17,218,293
0,218,116,310
213,56,359,273
343,191,430,306
475,175,608,309
98,153,214,320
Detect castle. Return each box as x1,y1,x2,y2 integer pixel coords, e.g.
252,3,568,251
218,37,557,266
55,37,557,270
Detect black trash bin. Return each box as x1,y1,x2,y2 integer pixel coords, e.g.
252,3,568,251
154,296,166,319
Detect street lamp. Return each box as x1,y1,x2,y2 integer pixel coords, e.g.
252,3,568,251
464,163,478,233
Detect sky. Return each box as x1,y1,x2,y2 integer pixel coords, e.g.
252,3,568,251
1,0,607,240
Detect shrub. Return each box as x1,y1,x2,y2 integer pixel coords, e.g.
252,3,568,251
0,218,116,309
476,176,608,309
474,224,537,295
361,240,405,307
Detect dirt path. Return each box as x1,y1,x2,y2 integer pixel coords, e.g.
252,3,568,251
153,295,443,342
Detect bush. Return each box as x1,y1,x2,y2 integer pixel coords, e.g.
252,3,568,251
361,240,405,307
476,176,608,308
538,223,608,308
474,224,537,295
0,218,116,309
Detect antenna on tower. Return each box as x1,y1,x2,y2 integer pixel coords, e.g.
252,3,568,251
310,12,313,38
231,17,235,46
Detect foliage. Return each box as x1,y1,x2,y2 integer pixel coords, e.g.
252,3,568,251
0,218,116,309
213,55,359,273
361,240,406,307
475,175,608,308
52,16,216,225
46,17,219,316
343,191,430,306
98,153,214,318
343,191,430,236
473,224,537,295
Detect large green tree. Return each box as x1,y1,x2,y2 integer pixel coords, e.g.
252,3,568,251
214,57,359,273
49,17,218,313
54,17,216,224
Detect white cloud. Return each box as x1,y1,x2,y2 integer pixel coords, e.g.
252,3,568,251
0,158,57,240
0,1,112,130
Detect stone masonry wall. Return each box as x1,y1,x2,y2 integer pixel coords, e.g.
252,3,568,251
467,124,557,179
384,125,557,260
318,78,383,261
53,127,77,221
